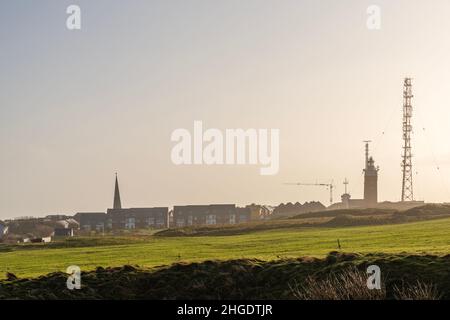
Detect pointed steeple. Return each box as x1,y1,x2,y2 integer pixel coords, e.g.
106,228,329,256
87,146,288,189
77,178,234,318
113,173,122,209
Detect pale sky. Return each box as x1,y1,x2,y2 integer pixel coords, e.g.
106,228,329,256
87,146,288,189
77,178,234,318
2,0,450,218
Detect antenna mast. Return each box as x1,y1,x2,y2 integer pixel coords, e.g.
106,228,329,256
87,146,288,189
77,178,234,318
401,78,414,202
363,140,372,169
343,178,349,194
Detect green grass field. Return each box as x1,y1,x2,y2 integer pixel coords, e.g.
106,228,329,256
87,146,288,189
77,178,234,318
1,217,450,279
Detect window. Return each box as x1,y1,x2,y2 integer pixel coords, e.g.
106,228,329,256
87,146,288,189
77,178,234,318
146,217,155,226
156,218,165,228
206,214,216,225
187,215,193,226
229,214,236,224
125,217,135,229
239,215,248,223
176,218,185,227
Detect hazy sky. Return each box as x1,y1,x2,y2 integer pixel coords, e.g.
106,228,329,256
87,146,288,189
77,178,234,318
2,0,450,218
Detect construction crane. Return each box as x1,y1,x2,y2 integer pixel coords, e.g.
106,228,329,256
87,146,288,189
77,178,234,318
284,181,335,205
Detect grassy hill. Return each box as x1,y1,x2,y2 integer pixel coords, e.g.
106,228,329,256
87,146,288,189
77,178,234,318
156,204,450,237
1,216,450,279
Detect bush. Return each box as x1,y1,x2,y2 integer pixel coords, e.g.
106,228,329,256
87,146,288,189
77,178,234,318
290,267,386,300
290,267,441,300
394,281,441,300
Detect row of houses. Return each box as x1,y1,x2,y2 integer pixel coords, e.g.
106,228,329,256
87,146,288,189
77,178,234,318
2,176,325,239
0,216,80,243
174,205,244,227
72,176,277,232
0,202,275,240
1,204,276,241
75,207,169,232
74,204,273,232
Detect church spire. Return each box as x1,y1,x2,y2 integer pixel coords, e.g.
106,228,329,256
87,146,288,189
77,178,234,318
113,173,122,209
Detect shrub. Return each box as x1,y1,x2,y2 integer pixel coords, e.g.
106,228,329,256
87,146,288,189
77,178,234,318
394,281,442,300
290,268,442,300
290,267,386,300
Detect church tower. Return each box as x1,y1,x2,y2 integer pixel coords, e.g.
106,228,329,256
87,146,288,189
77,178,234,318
113,173,122,209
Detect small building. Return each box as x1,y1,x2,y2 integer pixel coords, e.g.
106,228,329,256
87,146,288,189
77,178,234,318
53,219,79,230
54,228,74,237
30,236,52,243
328,193,366,210
55,220,70,229
65,218,80,229
245,204,274,220
42,236,52,243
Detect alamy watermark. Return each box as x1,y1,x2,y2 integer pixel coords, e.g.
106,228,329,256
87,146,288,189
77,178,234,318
367,5,381,30
66,5,81,30
367,265,381,290
171,121,280,175
66,265,81,290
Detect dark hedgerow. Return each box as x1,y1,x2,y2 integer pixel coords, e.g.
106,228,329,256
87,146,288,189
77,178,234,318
0,252,449,300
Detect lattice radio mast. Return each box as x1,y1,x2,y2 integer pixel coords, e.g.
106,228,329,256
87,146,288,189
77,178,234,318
401,78,414,201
